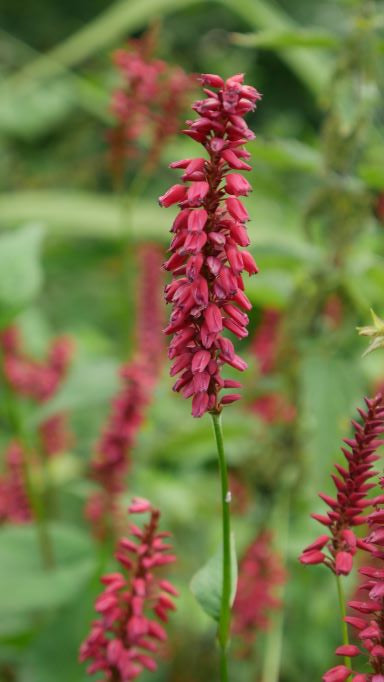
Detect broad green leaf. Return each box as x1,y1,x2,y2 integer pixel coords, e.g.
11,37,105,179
190,533,237,621
0,523,95,614
0,224,44,307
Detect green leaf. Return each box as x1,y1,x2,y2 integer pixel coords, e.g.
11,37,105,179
0,224,44,307
190,533,237,622
0,191,170,239
221,0,332,95
31,358,120,422
0,523,95,615
299,350,365,494
232,28,338,50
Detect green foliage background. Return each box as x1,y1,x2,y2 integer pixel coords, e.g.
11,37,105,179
1,0,384,680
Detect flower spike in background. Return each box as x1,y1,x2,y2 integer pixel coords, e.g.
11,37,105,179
80,499,178,681
159,72,261,418
300,394,384,576
323,477,384,681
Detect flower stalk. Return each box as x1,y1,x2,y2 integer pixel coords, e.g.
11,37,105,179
211,412,231,681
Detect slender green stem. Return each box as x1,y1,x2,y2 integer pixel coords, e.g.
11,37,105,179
211,412,231,682
261,492,290,682
336,574,351,669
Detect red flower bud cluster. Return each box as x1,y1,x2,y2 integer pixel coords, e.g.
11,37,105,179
250,308,295,424
233,530,285,652
135,244,165,375
252,308,281,375
0,326,74,458
0,442,31,524
323,481,384,682
109,31,193,183
80,499,178,681
300,395,384,576
87,246,165,539
159,73,261,417
0,327,73,403
90,363,154,496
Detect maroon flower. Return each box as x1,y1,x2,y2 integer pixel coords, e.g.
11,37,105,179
90,363,153,497
233,530,285,653
159,73,261,417
80,499,178,681
109,31,193,184
39,414,73,458
323,481,384,681
135,244,165,374
300,394,384,576
0,442,31,524
0,330,73,403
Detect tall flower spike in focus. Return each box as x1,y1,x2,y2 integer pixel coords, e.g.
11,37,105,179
80,499,178,681
300,394,384,576
159,73,261,417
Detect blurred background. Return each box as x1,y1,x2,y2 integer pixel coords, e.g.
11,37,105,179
1,0,384,680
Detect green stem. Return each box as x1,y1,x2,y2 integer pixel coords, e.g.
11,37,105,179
211,412,231,682
261,492,290,682
336,574,351,669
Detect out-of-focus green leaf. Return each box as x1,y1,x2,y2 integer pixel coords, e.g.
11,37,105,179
31,358,120,422
299,350,365,494
190,533,237,621
232,28,338,50
5,0,202,86
220,0,332,95
0,81,76,138
250,138,322,173
0,191,173,239
0,523,95,614
0,224,44,307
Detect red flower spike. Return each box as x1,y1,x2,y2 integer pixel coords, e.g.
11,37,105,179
159,72,262,416
324,473,384,682
79,502,177,681
0,442,31,524
232,530,285,653
300,394,384,576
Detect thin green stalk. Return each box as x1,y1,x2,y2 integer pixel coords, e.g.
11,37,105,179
211,412,231,682
261,492,290,682
336,574,351,670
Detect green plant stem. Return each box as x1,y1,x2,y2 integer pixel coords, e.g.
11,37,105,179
261,492,290,682
336,574,351,669
211,412,231,682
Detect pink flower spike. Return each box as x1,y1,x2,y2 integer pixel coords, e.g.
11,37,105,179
159,72,260,416
79,503,177,680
